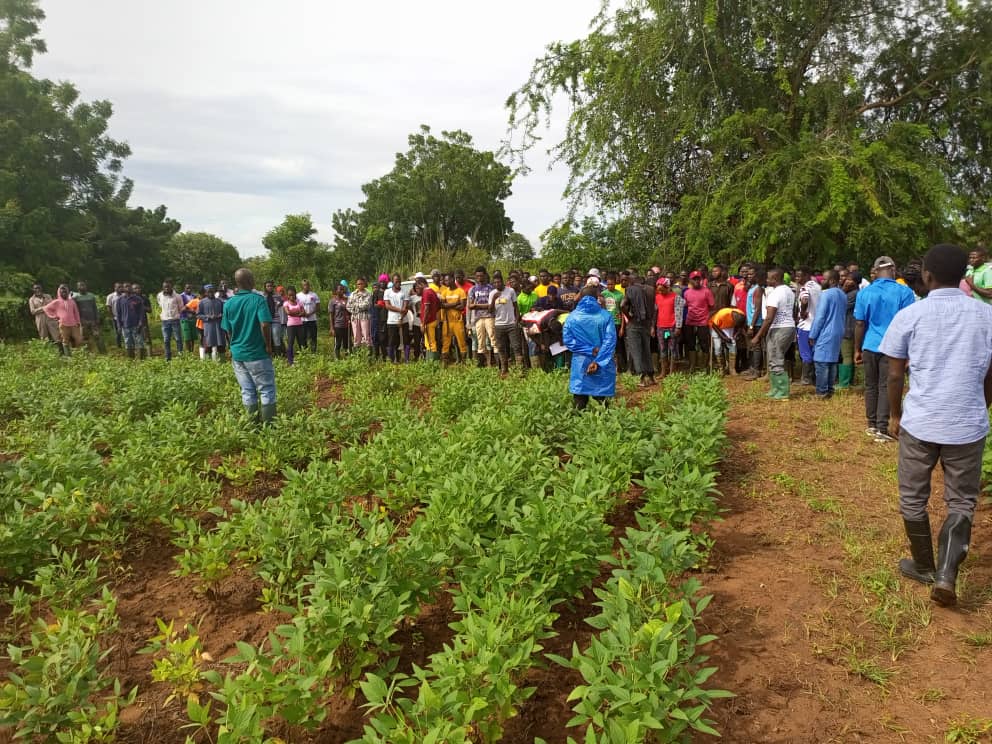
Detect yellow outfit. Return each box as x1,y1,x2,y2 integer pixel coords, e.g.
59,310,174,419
534,282,558,298
439,286,468,354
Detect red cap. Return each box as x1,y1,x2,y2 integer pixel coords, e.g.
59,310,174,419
689,271,703,280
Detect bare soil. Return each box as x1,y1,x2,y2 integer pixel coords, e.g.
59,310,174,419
705,376,992,743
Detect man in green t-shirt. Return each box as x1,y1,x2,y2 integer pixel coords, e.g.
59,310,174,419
601,273,626,373
965,247,992,304
221,268,276,424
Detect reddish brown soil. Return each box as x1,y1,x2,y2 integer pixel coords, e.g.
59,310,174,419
315,376,349,408
706,377,992,743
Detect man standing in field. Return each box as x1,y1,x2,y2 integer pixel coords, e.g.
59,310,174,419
157,280,184,361
117,283,149,360
855,256,916,442
439,273,468,365
417,276,441,361
620,275,656,387
808,270,847,399
468,268,496,367
298,279,320,353
795,266,822,386
963,246,992,302
106,282,124,348
881,244,992,607
222,268,276,424
749,268,795,400
72,281,105,353
29,284,61,351
682,271,714,373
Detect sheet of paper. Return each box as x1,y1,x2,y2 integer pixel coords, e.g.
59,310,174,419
549,342,566,356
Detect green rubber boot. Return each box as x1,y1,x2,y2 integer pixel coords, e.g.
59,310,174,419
260,402,277,425
768,371,790,400
244,404,260,423
836,364,854,389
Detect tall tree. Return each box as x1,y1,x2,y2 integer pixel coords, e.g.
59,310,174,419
498,232,536,264
508,0,992,268
163,232,241,286
332,126,514,273
260,213,332,285
0,0,177,290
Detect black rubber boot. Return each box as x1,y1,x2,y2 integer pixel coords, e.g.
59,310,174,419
931,513,972,607
899,517,936,585
800,361,815,385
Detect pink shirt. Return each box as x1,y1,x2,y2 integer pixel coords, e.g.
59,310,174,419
283,300,305,327
43,297,81,327
682,286,714,326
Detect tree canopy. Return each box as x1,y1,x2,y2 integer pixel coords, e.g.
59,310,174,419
163,231,241,286
331,126,515,276
508,0,992,268
0,0,230,292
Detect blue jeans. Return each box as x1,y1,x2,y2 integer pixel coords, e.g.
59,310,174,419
161,319,182,360
815,362,836,396
122,326,145,350
232,357,276,408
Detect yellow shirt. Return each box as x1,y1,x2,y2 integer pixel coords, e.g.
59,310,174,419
534,282,558,298
439,286,467,323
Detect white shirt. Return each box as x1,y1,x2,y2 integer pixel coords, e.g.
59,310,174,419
764,284,796,329
383,288,407,325
297,291,319,321
105,291,120,319
157,291,184,321
797,280,822,331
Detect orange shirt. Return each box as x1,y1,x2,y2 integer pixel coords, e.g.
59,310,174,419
185,297,203,329
709,307,744,331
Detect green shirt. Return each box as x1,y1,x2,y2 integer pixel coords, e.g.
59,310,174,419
601,288,623,324
967,263,992,304
221,290,272,361
517,290,537,315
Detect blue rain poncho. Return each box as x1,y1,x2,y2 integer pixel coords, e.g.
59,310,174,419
562,295,618,398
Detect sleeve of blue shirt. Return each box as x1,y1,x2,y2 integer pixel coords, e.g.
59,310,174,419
853,286,868,323
899,284,916,310
809,300,826,342
878,307,910,359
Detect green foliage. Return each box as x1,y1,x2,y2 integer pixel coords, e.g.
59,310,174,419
0,0,187,291
509,0,992,267
164,232,242,287
330,126,514,278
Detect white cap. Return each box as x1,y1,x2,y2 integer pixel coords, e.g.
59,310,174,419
587,268,601,278
414,272,425,279
528,275,538,282
586,276,601,287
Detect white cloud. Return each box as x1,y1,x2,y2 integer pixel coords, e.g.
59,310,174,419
31,0,600,257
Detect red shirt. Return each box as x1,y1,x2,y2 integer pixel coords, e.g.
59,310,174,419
655,292,677,328
733,282,747,309
420,287,439,325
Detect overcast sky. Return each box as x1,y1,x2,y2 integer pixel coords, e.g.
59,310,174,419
31,0,601,257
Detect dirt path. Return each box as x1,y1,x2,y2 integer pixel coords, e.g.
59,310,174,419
706,377,992,743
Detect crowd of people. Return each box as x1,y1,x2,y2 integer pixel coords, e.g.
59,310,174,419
23,242,992,607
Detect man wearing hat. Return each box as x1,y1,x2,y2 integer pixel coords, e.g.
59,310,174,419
682,271,715,372
854,256,915,443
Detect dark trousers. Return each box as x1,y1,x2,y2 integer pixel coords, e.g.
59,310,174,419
574,394,609,410
302,321,318,352
495,324,523,371
624,322,652,376
333,326,348,358
898,429,985,521
749,333,765,374
285,324,303,363
685,325,709,353
386,324,409,362
863,350,889,433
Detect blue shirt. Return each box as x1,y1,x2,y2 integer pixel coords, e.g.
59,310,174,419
808,287,846,363
879,288,992,445
853,277,915,353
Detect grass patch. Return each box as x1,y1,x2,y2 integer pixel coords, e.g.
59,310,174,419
946,715,992,744
846,652,896,688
